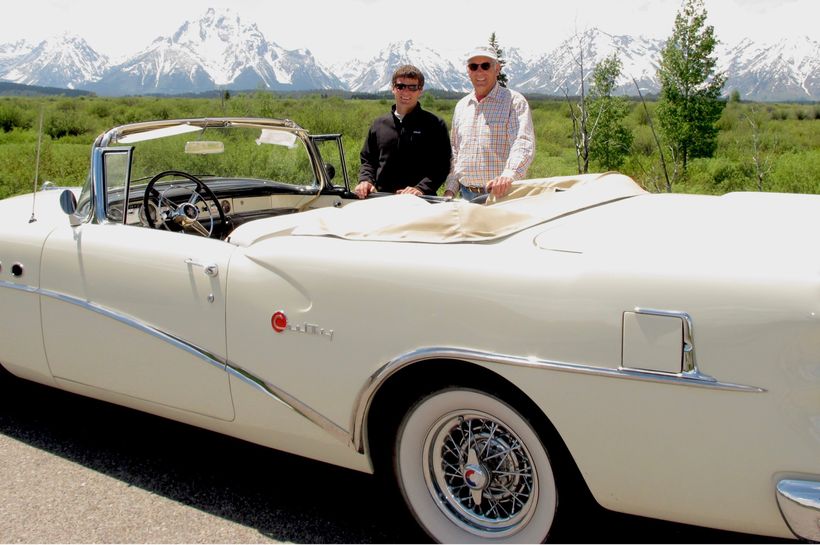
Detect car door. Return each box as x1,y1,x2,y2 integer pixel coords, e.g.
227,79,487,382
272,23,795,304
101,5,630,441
39,147,236,421
40,224,236,421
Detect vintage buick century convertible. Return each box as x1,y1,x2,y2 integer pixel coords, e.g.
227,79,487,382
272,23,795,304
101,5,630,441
0,117,818,543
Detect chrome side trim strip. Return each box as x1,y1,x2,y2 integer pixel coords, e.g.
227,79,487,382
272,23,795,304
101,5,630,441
33,284,226,372
776,479,820,541
0,279,38,294
226,365,354,449
7,280,766,456
1,281,356,449
351,346,766,453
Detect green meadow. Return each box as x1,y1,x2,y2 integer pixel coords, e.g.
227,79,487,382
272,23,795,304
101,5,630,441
0,92,817,199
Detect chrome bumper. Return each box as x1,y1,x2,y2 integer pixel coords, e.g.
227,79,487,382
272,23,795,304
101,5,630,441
776,479,820,541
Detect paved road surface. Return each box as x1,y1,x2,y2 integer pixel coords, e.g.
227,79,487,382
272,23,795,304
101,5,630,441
0,374,794,543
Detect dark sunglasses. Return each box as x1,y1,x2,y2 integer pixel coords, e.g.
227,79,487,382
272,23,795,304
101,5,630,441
394,83,421,91
468,62,493,72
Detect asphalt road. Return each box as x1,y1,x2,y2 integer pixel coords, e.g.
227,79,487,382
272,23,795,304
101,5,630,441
0,373,796,544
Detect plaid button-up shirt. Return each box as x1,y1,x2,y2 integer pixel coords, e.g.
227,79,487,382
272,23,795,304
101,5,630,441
445,83,535,193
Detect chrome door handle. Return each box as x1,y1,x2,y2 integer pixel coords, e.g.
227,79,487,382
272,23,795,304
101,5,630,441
185,258,218,277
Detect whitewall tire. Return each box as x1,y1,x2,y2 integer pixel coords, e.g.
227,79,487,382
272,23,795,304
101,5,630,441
395,388,557,543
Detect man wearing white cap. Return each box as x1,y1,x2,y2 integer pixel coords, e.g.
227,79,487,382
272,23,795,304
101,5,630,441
443,45,535,200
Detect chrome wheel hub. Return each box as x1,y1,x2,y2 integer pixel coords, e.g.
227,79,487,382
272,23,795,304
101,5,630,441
423,410,538,538
463,463,488,490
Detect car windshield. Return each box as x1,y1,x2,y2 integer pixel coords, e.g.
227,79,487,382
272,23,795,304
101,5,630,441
73,122,320,222
117,125,318,189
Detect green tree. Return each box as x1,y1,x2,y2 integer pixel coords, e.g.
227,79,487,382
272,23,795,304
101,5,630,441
488,32,509,87
588,53,633,171
657,0,726,177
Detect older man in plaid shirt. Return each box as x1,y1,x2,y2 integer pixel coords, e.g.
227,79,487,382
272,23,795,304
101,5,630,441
443,45,535,201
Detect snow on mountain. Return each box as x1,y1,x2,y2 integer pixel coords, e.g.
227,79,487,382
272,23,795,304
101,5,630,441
89,7,342,95
511,29,818,101
330,58,367,88
720,36,820,101
1,11,817,101
0,39,34,73
172,8,272,85
496,47,533,88
343,40,469,93
91,36,214,95
516,29,663,95
1,34,107,89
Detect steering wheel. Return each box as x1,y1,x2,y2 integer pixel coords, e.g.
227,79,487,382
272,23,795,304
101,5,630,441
142,170,226,238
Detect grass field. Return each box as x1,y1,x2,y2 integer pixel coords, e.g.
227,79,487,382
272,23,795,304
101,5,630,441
0,93,817,199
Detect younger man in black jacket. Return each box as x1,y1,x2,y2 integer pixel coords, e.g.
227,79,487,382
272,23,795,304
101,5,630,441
355,65,451,198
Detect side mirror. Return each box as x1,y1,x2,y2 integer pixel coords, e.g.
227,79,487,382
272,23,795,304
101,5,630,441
59,189,77,214
59,190,82,227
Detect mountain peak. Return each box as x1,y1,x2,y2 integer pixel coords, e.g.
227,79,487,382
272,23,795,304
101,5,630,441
0,21,816,101
0,32,107,88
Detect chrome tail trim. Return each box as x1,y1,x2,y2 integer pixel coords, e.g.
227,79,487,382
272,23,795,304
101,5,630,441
633,307,703,376
351,347,766,453
776,479,820,541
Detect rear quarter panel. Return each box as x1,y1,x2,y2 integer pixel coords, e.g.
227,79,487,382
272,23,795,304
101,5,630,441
224,192,820,539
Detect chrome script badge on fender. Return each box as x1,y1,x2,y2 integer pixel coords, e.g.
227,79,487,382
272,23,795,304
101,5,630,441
271,311,334,341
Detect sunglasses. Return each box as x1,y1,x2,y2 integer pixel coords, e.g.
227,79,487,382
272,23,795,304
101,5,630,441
468,62,494,72
394,83,421,91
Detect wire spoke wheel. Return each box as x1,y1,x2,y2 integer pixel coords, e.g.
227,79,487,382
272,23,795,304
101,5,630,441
427,410,538,534
396,388,557,543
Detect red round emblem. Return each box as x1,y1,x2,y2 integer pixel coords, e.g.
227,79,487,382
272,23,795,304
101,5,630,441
271,311,287,332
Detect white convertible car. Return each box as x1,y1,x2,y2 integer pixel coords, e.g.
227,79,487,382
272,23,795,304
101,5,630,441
1,117,818,543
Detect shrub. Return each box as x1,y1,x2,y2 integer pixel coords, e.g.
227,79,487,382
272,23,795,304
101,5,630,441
150,103,172,120
0,103,33,132
88,101,112,119
112,108,143,126
56,99,79,112
631,127,657,156
45,110,90,139
710,159,750,190
771,108,790,121
769,151,820,193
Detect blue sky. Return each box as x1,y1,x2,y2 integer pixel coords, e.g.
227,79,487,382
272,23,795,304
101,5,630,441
2,0,817,64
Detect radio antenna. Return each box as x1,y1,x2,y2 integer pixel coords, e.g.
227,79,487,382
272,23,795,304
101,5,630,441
29,108,44,224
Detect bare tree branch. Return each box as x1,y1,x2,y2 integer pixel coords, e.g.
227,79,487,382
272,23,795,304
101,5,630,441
633,77,672,192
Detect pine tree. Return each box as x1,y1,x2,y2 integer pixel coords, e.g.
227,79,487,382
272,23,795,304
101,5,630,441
657,0,726,175
488,32,509,87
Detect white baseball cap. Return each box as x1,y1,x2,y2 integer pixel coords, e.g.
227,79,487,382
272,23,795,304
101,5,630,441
466,45,498,63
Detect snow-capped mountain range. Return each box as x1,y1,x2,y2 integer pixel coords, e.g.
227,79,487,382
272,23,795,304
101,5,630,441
1,8,817,101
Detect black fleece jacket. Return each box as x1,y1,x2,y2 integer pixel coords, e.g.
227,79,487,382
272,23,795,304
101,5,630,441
358,104,451,195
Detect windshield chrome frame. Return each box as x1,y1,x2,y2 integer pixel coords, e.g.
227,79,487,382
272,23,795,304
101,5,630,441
86,117,327,226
